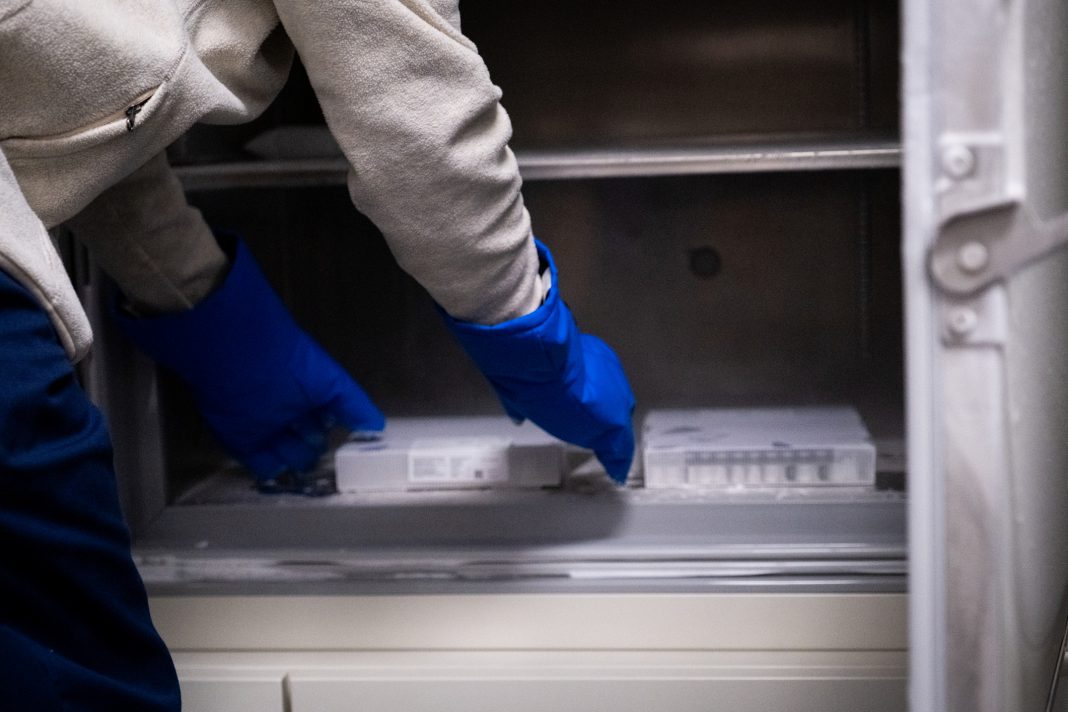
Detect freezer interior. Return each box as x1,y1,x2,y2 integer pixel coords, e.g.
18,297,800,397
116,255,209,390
73,0,906,596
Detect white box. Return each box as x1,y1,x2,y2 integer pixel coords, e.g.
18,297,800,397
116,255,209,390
641,407,876,490
335,417,565,492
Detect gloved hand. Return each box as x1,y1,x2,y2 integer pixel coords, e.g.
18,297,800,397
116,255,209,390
115,238,384,494
442,239,636,483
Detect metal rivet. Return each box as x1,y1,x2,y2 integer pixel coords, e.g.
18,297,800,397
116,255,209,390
942,145,976,179
947,308,978,337
957,241,989,274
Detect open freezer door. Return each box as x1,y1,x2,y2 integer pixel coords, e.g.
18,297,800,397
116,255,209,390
905,0,1068,710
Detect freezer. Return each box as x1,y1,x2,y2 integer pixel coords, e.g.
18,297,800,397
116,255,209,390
61,0,1068,709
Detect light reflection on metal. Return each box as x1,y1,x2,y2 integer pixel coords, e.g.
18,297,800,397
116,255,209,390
173,138,902,191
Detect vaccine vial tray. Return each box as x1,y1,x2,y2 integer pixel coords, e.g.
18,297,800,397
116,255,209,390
334,416,565,492
642,407,876,489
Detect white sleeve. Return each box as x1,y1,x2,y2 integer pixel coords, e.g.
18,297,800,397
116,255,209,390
273,0,542,324
422,0,462,32
65,153,228,316
0,147,92,362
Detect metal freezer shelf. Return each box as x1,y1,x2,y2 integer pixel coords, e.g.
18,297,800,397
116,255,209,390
134,480,906,596
172,137,902,191
517,139,901,180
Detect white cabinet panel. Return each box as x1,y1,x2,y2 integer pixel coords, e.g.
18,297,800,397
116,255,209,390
150,594,907,652
288,675,905,712
173,660,286,712
154,594,906,711
165,651,905,712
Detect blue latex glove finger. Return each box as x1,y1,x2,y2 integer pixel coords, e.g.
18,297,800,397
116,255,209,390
496,336,634,482
593,424,636,483
288,412,329,455
194,404,325,470
500,400,526,426
444,239,636,483
247,438,334,495
580,335,636,481
245,416,335,495
270,428,324,473
286,335,385,434
241,449,287,481
115,237,385,488
299,348,385,433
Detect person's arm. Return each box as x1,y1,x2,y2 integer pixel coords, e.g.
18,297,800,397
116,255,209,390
65,152,228,316
272,0,542,325
273,0,635,480
0,147,91,362
69,153,383,494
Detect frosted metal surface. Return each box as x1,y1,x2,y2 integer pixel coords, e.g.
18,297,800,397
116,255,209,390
135,490,905,594
1002,254,1068,704
905,0,1068,709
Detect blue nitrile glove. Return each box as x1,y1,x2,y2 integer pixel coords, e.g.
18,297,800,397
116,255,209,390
114,238,384,494
442,240,636,483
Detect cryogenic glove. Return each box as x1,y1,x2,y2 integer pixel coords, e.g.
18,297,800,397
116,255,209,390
443,240,636,482
114,239,384,494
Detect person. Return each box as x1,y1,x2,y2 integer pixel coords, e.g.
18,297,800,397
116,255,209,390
0,1,635,709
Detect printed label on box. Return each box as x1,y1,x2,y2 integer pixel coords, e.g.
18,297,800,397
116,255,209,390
408,437,511,484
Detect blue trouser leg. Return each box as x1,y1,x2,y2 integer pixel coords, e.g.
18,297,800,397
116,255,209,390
0,268,179,712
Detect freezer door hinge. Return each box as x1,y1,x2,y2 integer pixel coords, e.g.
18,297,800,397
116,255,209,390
929,136,1068,296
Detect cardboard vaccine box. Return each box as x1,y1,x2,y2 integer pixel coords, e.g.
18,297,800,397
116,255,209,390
642,407,876,490
335,416,566,492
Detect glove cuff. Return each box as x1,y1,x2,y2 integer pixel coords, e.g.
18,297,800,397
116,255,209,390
114,239,300,394
442,240,576,380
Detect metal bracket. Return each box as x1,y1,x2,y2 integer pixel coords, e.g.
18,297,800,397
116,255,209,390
929,139,1068,296
930,200,1068,296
